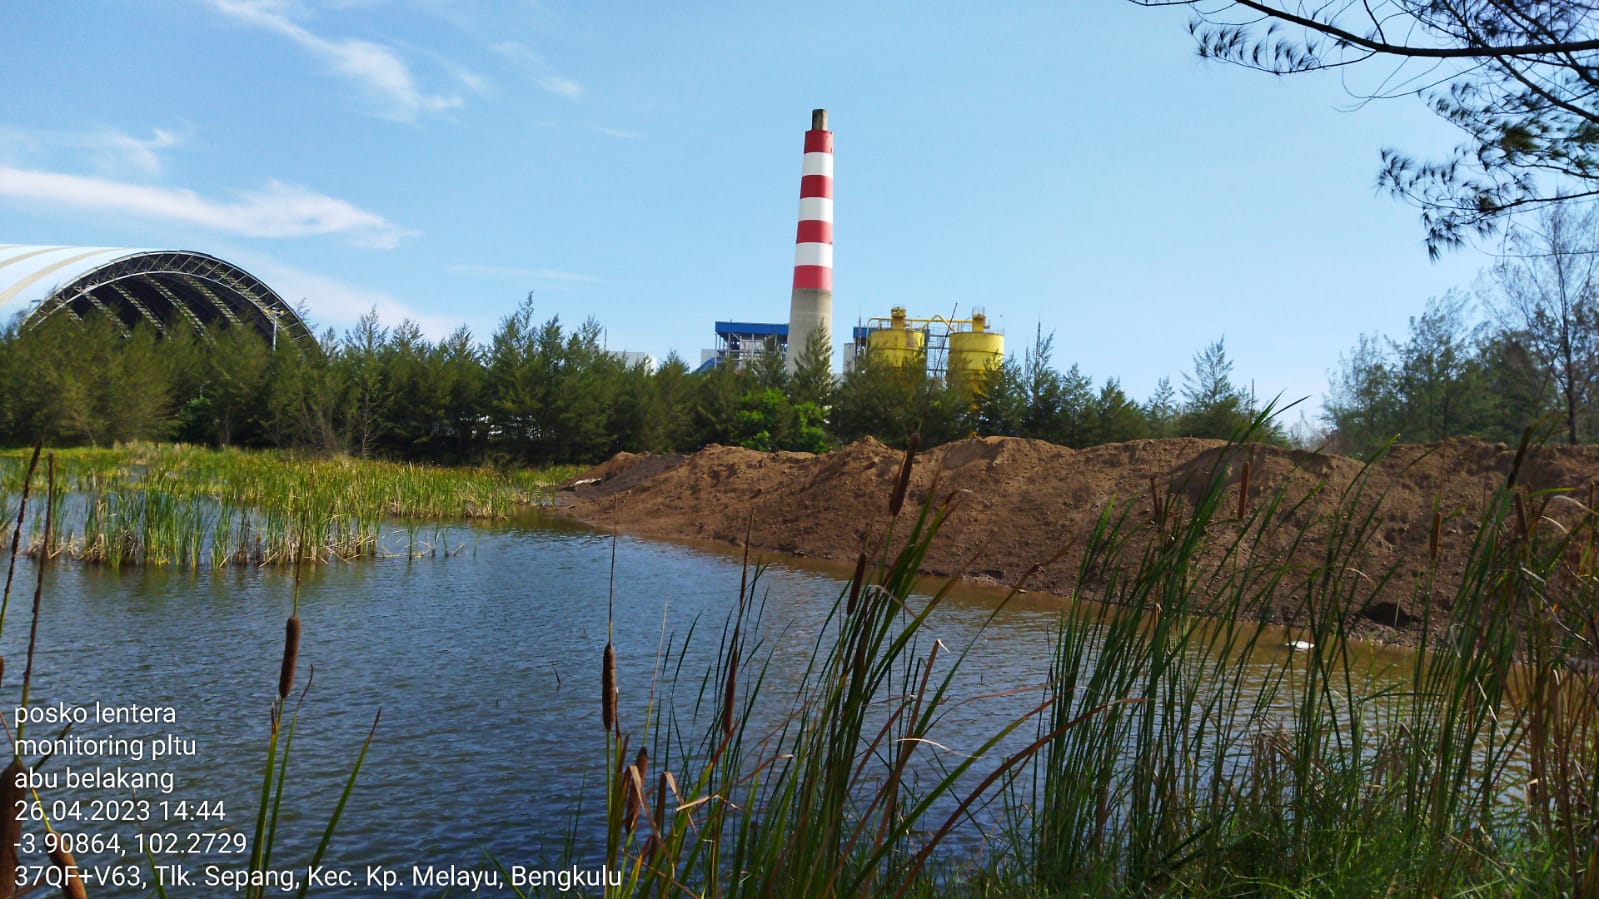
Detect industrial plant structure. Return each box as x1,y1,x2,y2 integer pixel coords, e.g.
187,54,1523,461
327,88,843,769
704,321,788,371
784,109,834,374
702,109,1006,391
0,245,312,345
847,306,1004,391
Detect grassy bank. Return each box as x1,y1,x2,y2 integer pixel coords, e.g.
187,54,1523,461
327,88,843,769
592,426,1597,897
0,443,580,568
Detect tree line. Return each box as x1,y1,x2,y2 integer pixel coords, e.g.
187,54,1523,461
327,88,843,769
1323,207,1599,456
0,293,1284,465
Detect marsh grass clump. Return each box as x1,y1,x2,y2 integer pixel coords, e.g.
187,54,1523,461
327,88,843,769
580,415,1596,898
590,439,1088,898
1032,421,1598,897
0,443,579,569
0,448,378,899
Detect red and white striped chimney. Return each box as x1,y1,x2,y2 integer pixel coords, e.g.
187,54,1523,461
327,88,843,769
785,108,833,373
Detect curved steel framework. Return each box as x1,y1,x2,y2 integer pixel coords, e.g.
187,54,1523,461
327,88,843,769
4,247,313,346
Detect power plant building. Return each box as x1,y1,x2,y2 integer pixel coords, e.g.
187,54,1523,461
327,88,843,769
702,320,789,371
700,109,1007,391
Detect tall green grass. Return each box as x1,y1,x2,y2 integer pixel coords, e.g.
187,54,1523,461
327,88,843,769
594,438,1063,898
0,448,378,899
0,443,579,568
590,421,1596,897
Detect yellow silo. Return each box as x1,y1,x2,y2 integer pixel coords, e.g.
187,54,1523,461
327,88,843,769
948,311,1003,394
867,306,925,367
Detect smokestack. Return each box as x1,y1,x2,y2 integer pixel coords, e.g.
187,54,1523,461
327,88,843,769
785,108,833,374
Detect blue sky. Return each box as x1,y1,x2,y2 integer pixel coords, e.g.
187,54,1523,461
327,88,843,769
2,1,1493,426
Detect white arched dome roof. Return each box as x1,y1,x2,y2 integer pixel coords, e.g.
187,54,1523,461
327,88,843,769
0,244,312,344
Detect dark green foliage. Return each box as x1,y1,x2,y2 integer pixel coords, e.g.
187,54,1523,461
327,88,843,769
968,357,1028,437
1176,337,1251,440
483,300,630,464
0,305,1298,462
36,289,1592,468
1323,290,1584,456
831,351,930,448
437,325,487,459
1143,376,1178,438
340,310,392,458
746,338,787,393
736,388,788,451
689,358,745,448
0,315,174,445
644,353,697,452
1171,337,1288,445
789,323,835,409
1091,378,1149,445
264,333,346,453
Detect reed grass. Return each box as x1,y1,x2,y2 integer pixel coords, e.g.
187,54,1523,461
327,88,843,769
580,415,1597,898
1026,421,1596,896
0,449,379,899
0,443,580,569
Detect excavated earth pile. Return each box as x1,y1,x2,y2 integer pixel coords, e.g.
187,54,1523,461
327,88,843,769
558,436,1599,646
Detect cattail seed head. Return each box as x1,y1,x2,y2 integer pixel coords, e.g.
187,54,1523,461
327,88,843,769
851,625,869,689
1,759,26,892
1430,511,1442,563
888,433,920,518
49,845,87,899
278,616,301,699
602,642,617,732
721,645,739,738
654,771,668,837
847,550,868,616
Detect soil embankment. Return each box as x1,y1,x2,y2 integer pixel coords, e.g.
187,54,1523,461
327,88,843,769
557,436,1599,645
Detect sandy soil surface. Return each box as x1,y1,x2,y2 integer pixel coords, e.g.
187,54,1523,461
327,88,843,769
556,436,1599,646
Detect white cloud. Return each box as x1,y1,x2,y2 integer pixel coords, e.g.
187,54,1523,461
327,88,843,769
454,67,490,96
0,125,187,176
492,40,583,99
208,0,461,120
490,40,542,65
449,263,596,283
537,76,582,99
105,128,182,176
0,167,414,248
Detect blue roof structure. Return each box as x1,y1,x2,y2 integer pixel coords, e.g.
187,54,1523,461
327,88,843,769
714,321,788,337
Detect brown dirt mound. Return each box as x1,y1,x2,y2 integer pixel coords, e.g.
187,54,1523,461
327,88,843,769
559,452,688,501
558,436,1599,645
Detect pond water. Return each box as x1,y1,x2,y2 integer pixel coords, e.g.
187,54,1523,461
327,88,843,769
0,514,1412,897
